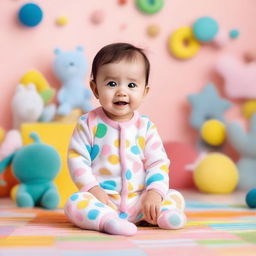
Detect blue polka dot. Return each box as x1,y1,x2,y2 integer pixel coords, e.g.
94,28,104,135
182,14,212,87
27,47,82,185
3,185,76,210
100,180,117,190
80,116,86,120
147,121,151,130
126,170,132,180
70,194,79,201
87,209,100,220
119,212,128,219
95,202,105,208
90,144,100,161
168,213,182,227
86,145,92,154
146,173,164,186
161,208,168,212
131,145,140,155
136,213,144,220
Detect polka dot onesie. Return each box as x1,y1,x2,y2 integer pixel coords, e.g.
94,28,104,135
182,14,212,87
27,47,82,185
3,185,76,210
65,107,186,235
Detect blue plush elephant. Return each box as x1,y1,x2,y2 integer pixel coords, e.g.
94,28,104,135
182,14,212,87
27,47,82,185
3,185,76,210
0,132,61,209
227,114,256,190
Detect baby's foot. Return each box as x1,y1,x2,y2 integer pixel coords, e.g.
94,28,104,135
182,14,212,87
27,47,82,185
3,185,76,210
157,209,187,230
103,218,137,236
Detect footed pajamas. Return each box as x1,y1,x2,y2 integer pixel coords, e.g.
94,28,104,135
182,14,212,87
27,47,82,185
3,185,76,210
65,107,186,235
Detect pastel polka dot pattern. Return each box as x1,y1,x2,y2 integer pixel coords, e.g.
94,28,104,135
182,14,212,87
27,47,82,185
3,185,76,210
101,144,111,155
114,139,130,148
95,202,105,207
128,192,137,199
136,118,144,129
87,209,100,220
86,145,91,154
77,124,83,132
160,165,169,173
77,200,89,209
90,144,100,161
80,116,86,120
95,123,107,138
169,213,182,227
133,161,142,173
162,200,173,206
151,141,161,150
74,168,86,177
93,126,97,135
138,184,144,190
126,169,132,180
138,136,145,150
119,212,128,219
75,212,83,222
146,173,164,186
128,181,134,191
108,155,119,164
110,194,120,200
70,194,79,201
147,121,151,130
99,168,112,175
68,149,80,158
131,145,140,155
100,180,117,190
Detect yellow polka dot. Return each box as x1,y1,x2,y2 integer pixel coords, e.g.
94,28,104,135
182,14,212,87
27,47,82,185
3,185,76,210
99,168,112,175
151,125,156,129
93,126,97,136
75,182,84,189
83,194,93,200
77,124,83,132
110,194,120,200
128,182,134,191
56,16,68,26
77,200,89,209
108,155,119,164
138,136,145,150
114,139,120,147
68,149,80,158
160,165,169,173
162,200,173,206
138,184,144,190
126,140,130,148
128,192,137,199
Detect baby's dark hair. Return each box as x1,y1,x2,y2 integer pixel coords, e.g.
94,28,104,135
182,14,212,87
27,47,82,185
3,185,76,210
91,42,150,85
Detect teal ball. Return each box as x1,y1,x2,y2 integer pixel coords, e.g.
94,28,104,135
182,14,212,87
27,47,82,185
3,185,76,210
18,3,43,27
193,16,219,42
246,189,256,208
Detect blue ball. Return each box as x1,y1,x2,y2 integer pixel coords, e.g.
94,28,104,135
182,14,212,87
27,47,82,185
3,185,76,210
229,29,240,39
193,16,219,42
18,3,43,27
245,189,256,208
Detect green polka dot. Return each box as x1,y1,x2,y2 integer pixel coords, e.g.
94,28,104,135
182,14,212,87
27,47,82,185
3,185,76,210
95,123,107,138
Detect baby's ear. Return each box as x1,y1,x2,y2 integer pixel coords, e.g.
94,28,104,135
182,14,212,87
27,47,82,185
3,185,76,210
90,80,99,99
144,86,150,96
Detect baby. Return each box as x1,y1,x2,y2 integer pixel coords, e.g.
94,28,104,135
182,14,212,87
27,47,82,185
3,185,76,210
65,42,186,236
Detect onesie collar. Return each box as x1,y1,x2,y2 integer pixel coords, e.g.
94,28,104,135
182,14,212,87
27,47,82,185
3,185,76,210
96,107,139,129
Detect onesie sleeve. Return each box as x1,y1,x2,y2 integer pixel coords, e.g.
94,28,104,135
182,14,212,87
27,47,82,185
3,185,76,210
143,120,170,198
67,115,99,192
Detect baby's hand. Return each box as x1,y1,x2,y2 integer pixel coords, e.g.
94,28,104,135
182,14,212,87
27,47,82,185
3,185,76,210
141,190,162,225
88,185,110,206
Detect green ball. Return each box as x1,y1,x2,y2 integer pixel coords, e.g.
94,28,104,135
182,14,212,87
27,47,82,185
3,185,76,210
136,0,164,14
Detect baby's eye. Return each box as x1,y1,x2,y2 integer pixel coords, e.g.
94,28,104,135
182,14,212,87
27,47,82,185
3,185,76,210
128,83,137,88
107,81,117,87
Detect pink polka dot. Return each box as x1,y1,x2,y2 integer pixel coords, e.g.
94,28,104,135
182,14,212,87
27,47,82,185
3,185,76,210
136,119,144,129
133,161,142,173
65,204,73,216
151,141,161,150
101,144,111,156
75,212,83,222
74,168,86,177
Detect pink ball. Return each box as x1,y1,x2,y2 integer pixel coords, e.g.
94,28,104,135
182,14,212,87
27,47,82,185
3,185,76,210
90,10,105,24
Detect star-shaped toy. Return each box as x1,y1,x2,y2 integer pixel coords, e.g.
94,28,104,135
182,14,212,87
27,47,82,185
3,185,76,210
188,83,231,130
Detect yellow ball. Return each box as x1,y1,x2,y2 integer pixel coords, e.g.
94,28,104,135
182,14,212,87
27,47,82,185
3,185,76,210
0,127,5,143
56,16,68,26
242,100,256,119
193,153,238,194
201,119,226,146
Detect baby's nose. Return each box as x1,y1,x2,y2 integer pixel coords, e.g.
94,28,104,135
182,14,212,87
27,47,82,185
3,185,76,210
116,88,127,97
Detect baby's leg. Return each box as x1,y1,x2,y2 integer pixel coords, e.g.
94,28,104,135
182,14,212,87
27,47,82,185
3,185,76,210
157,189,187,229
65,192,137,236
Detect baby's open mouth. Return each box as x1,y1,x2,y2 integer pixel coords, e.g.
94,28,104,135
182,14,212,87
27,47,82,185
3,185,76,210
114,101,129,105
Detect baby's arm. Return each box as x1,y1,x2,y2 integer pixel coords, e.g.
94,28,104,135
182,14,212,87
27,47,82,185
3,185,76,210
142,120,170,224
68,116,102,193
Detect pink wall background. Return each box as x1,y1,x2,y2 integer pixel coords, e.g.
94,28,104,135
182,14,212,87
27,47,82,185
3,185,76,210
1,0,256,143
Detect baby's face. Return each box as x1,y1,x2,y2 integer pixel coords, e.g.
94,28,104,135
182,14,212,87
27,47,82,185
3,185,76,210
90,54,149,122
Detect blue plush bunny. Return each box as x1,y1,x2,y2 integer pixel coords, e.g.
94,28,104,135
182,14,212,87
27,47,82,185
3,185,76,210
227,113,256,190
54,46,93,116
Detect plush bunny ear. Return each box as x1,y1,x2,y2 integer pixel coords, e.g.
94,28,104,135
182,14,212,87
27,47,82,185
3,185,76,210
76,46,84,52
16,84,25,92
27,83,36,91
54,48,62,55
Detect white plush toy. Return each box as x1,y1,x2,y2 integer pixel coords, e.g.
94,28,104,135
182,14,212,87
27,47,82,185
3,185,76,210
12,84,56,129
